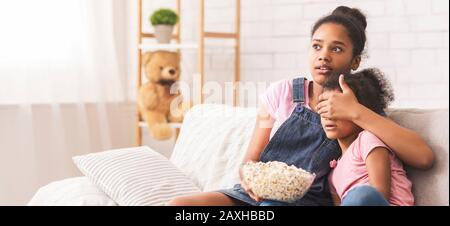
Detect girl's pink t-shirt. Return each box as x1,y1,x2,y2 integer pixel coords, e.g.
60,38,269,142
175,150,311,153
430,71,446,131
328,130,415,206
259,79,311,139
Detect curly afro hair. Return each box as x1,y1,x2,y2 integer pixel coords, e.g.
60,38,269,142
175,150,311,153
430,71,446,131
323,68,395,115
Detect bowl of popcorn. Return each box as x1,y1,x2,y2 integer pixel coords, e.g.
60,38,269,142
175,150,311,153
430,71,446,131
240,161,315,203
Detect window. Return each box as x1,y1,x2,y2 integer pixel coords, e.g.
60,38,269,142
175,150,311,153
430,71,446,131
0,0,125,104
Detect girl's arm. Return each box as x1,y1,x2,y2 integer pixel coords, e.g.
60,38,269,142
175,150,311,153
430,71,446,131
242,105,274,163
366,147,392,200
317,75,434,169
241,105,274,202
352,105,434,169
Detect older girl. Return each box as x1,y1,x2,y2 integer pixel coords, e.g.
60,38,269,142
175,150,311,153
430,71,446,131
167,6,433,206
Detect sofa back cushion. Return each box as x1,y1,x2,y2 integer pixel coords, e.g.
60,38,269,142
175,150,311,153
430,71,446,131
170,104,257,192
171,104,449,205
387,109,449,206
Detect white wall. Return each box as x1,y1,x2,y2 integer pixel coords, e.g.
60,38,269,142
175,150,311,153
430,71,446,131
128,0,449,109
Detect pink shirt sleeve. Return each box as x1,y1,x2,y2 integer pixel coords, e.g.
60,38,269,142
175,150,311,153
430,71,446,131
259,79,291,120
357,131,391,162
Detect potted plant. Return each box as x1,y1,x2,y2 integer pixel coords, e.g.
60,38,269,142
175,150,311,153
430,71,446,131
150,8,179,44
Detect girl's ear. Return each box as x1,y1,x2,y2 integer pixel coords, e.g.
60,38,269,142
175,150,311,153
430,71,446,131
351,56,361,71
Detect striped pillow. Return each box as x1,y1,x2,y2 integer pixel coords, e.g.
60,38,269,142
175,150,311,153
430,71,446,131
72,146,201,206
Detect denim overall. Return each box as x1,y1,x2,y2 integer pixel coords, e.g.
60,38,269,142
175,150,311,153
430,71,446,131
218,77,342,206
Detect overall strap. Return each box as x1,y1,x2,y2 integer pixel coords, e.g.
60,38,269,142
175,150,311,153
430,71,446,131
293,77,307,104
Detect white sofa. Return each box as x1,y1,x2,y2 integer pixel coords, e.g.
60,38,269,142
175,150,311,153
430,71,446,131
29,104,449,206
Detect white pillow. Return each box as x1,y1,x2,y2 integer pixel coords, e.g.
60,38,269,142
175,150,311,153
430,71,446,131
72,146,201,206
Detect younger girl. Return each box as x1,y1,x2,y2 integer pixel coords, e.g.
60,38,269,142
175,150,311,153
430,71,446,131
322,69,414,206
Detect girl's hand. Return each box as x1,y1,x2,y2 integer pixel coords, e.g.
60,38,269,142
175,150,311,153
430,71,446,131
243,185,263,202
316,74,361,121
239,161,263,202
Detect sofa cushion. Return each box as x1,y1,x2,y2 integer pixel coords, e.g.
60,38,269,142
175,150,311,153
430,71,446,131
387,109,449,206
73,146,201,206
28,177,118,206
170,104,257,191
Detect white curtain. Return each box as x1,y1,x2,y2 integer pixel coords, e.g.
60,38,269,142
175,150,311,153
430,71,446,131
0,0,133,205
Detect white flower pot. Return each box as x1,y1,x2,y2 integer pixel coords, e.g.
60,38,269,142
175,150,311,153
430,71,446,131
154,25,174,44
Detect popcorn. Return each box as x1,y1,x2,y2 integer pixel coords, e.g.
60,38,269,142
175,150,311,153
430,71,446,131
240,161,315,203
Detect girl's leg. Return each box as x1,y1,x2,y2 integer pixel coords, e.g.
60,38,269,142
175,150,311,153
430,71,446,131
341,185,389,206
166,192,246,206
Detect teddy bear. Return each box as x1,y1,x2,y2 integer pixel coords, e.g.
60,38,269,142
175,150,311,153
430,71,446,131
138,50,185,140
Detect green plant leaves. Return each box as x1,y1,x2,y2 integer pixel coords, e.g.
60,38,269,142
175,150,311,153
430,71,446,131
150,8,179,26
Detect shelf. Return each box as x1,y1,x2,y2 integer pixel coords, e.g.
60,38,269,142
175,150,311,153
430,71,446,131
139,43,198,52
139,121,183,129
136,0,240,146
141,33,179,39
203,32,238,39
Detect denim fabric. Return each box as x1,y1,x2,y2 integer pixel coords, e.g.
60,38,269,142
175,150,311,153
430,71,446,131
341,185,390,206
292,77,306,104
218,77,342,206
259,200,293,206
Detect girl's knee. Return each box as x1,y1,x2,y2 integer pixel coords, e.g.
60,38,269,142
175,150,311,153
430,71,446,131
342,185,389,206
